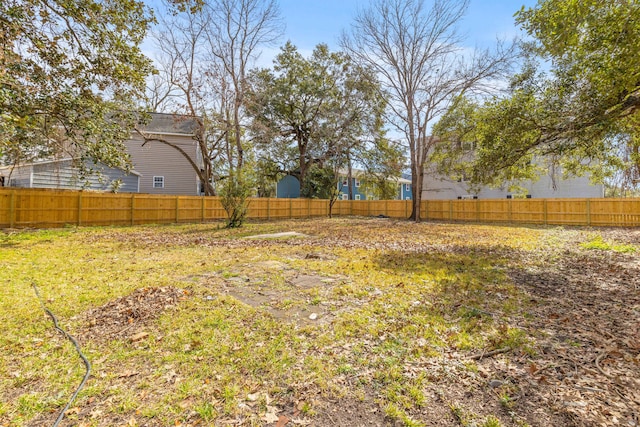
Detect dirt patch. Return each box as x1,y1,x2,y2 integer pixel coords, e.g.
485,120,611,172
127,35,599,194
244,231,308,239
508,249,640,426
77,286,187,342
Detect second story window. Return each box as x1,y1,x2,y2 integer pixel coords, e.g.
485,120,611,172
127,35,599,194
153,176,165,189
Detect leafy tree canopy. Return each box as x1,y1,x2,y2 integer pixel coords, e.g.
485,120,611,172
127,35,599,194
434,0,640,190
247,42,388,193
1,0,154,169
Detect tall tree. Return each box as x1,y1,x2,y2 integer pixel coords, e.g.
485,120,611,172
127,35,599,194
247,42,387,196
0,0,154,169
147,0,282,201
342,0,514,221
435,0,640,191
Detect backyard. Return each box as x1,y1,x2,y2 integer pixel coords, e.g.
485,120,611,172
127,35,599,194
0,218,638,427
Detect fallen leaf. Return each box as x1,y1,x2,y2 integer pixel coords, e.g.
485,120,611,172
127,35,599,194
276,415,290,427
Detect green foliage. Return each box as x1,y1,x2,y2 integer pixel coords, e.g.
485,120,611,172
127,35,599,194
247,42,387,192
0,0,154,168
435,1,640,189
581,235,637,253
219,171,253,228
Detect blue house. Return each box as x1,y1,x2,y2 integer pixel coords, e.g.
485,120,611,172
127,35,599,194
276,175,301,198
337,171,413,201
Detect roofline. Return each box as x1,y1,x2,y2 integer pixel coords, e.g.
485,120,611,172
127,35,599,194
0,158,141,176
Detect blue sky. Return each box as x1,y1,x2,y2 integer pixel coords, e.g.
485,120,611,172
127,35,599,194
272,0,538,56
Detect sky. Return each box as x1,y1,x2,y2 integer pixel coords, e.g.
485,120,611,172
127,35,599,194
265,0,538,61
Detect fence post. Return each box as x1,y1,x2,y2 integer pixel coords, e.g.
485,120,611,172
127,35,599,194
586,199,591,226
130,194,135,226
543,199,548,225
449,200,453,221
267,198,271,220
476,199,480,222
201,197,205,223
175,196,180,223
77,191,82,226
508,199,513,223
9,190,16,228
385,200,388,217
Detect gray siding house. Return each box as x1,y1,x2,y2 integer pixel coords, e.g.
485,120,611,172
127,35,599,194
423,165,604,200
0,159,139,192
127,113,202,196
0,113,202,195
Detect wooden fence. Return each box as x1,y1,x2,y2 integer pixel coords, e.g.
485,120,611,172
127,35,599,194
0,188,639,228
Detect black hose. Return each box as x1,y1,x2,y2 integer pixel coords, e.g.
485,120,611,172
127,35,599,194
33,284,92,427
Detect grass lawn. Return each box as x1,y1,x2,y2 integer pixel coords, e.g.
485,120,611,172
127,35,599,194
1,218,638,427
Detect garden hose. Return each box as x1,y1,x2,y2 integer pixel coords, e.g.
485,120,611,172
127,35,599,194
33,283,92,427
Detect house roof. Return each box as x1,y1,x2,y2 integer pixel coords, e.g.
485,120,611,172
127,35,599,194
0,158,141,176
138,112,200,135
338,168,412,185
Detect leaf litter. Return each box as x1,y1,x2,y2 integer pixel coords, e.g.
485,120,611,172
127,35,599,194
2,219,639,427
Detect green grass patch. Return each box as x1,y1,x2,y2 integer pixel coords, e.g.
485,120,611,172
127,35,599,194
0,219,554,425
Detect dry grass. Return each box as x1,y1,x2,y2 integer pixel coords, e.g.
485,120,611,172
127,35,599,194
0,218,638,427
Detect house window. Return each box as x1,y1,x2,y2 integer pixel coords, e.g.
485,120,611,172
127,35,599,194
341,178,348,186
153,176,165,189
405,197,410,200
341,193,348,200
355,194,361,200
355,179,360,187
405,183,410,191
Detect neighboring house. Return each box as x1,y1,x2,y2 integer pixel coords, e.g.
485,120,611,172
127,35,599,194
338,170,413,201
0,158,139,192
422,144,604,199
423,172,604,200
275,170,413,200
276,175,301,198
128,113,202,196
0,113,203,195
398,173,413,200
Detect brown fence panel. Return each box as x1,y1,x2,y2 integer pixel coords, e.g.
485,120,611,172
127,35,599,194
310,199,328,217
546,199,588,225
81,192,132,226
387,200,409,218
333,200,353,216
478,200,509,223
203,197,225,221
0,191,11,227
511,199,546,224
1,188,640,228
11,188,79,227
589,198,640,227
424,200,451,220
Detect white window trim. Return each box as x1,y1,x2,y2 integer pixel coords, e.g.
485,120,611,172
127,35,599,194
341,193,348,200
355,179,360,187
153,176,165,189
405,183,410,191
355,194,361,200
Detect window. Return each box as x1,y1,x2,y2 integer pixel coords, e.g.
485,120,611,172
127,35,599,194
341,178,348,186
341,193,348,200
355,194,361,200
405,197,410,200
405,183,410,191
153,176,165,189
355,179,360,187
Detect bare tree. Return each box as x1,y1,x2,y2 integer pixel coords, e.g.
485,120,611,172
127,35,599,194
341,0,514,221
206,0,283,172
145,0,283,196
